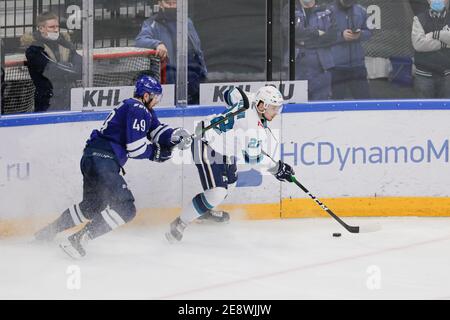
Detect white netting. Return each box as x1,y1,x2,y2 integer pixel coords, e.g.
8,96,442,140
3,60,35,114
3,47,161,114
87,47,161,87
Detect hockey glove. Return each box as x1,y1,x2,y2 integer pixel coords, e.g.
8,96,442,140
150,143,172,163
170,127,193,150
270,160,295,182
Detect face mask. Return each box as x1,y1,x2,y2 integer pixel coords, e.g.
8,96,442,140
46,31,59,41
431,0,446,12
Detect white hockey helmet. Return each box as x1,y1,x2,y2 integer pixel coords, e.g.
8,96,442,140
254,85,284,113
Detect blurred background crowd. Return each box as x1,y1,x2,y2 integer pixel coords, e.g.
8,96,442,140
0,0,447,114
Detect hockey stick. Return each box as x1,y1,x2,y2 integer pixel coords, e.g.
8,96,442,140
289,175,360,233
173,88,250,150
261,150,381,234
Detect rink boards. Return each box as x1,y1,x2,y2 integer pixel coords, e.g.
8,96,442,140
0,100,449,235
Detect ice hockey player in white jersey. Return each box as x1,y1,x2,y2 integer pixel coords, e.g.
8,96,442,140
165,85,295,243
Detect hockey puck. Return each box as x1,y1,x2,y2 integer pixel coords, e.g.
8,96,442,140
332,233,341,237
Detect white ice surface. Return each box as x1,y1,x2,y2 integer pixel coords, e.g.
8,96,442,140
1,217,450,300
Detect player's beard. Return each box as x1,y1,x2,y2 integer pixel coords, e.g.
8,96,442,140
143,97,152,109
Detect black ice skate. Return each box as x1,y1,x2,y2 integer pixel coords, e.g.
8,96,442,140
198,210,230,223
34,223,58,242
59,227,91,259
165,217,187,243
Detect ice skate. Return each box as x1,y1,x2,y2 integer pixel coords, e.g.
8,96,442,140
198,209,230,223
60,227,90,259
165,217,187,243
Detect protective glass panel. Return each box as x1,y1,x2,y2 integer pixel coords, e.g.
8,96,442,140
1,0,83,114
288,0,450,101
75,0,169,111
189,0,267,106
274,0,291,82
79,0,169,110
182,0,282,211
2,0,449,114
333,0,417,100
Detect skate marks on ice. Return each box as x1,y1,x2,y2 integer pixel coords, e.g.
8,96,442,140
1,217,450,299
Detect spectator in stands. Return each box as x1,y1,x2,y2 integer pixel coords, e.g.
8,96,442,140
21,12,82,112
330,0,372,100
289,0,337,101
411,0,450,98
135,0,207,105
410,0,431,16
1,38,5,114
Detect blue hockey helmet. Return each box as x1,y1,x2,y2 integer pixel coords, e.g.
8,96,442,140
134,75,163,99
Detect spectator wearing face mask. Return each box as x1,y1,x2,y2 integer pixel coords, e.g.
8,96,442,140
330,0,372,100
412,0,450,98
20,12,82,112
135,0,208,105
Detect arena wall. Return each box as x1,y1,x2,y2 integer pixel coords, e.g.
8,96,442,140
1,101,449,236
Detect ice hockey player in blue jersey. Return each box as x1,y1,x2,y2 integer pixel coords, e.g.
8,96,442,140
34,75,191,258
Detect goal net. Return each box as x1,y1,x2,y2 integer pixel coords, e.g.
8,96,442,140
3,47,162,114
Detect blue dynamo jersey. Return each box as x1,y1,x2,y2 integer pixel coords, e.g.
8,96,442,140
87,98,174,166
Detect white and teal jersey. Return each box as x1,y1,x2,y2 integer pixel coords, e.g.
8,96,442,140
203,92,279,172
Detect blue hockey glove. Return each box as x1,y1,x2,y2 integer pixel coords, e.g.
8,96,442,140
150,143,172,163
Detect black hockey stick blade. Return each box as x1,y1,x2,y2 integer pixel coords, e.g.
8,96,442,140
290,176,382,233
260,150,381,234
290,176,362,233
